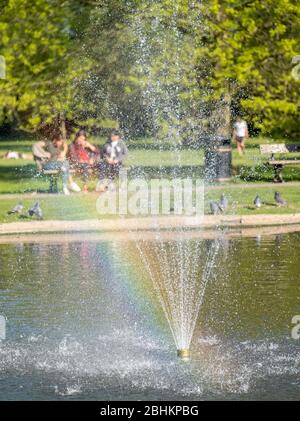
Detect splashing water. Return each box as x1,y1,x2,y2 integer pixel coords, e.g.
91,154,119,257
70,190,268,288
122,2,219,355
2,235,300,400
134,232,221,352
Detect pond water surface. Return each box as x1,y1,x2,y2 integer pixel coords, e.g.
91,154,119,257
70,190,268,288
0,232,300,400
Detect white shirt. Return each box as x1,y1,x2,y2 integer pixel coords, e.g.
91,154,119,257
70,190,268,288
110,141,119,159
234,120,248,137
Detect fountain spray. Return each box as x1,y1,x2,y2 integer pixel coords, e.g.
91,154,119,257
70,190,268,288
134,239,221,365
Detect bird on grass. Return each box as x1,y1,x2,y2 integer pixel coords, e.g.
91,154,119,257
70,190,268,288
210,201,222,215
254,195,262,208
219,193,228,212
28,202,43,220
7,202,24,215
274,191,287,207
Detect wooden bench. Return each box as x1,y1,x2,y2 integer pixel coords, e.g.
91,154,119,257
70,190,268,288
41,169,76,193
40,168,94,193
260,144,300,182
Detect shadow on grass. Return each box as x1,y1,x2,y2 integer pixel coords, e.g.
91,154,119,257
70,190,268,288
0,163,37,181
2,162,300,196
128,165,204,178
0,163,205,195
0,163,204,180
0,144,33,153
235,164,300,182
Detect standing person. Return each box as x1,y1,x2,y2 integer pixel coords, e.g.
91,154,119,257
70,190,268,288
96,130,128,192
68,130,99,193
32,134,81,195
233,117,249,155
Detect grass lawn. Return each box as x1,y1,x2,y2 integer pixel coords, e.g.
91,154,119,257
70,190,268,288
0,136,205,193
0,150,204,194
1,135,300,223
205,185,300,215
0,185,299,224
0,195,105,223
0,136,291,190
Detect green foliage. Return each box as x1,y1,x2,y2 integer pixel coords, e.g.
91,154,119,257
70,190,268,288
0,0,299,138
0,0,90,132
81,0,208,140
81,0,300,139
200,0,300,137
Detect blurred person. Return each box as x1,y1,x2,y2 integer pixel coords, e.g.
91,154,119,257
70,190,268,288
32,134,80,195
96,130,128,192
68,130,99,193
233,116,249,155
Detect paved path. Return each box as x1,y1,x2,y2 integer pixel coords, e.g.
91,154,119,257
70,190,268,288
1,223,300,244
1,213,300,235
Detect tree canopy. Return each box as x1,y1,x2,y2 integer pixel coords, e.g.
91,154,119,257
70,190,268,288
0,0,299,139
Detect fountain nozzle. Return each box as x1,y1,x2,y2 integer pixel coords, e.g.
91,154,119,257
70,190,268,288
177,349,190,361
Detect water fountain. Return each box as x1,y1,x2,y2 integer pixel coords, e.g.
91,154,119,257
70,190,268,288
133,233,221,360
126,3,225,359
1,0,300,403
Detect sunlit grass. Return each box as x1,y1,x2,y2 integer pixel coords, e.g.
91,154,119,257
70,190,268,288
1,135,300,203
0,184,299,224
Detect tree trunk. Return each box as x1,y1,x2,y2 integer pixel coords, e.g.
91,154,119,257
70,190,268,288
59,113,67,139
216,92,231,138
208,92,231,139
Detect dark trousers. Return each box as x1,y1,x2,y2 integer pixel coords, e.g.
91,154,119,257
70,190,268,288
99,161,122,182
72,162,89,184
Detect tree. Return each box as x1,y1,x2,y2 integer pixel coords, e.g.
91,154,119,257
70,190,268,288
82,0,300,140
0,0,90,134
199,0,300,138
80,0,205,140
1,0,299,139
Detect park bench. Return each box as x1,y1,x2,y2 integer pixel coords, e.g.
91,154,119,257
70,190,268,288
34,158,97,192
36,164,95,193
260,144,300,182
40,168,76,193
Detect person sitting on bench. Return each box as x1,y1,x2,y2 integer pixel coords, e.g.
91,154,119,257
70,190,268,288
96,130,128,192
68,130,100,193
32,134,81,195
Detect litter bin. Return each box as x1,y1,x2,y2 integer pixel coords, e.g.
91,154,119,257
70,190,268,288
203,136,232,182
